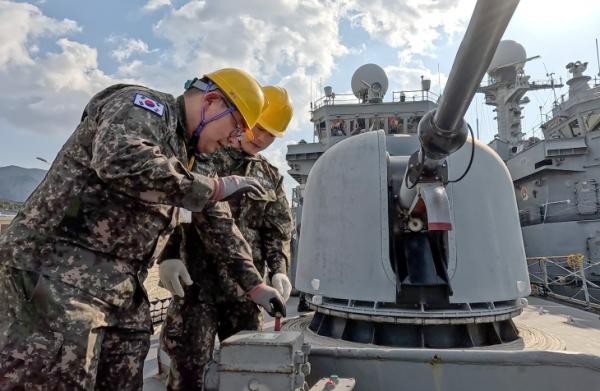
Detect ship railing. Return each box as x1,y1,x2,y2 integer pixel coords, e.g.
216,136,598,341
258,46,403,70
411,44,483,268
312,94,360,110
479,76,561,89
527,79,558,86
311,89,438,110
527,254,600,311
291,187,302,209
391,89,439,103
535,106,564,133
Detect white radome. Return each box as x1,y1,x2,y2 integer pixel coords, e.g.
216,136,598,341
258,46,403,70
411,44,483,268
488,40,527,71
351,63,389,100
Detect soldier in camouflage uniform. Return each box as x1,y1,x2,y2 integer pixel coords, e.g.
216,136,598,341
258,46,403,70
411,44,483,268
160,86,294,391
0,68,285,390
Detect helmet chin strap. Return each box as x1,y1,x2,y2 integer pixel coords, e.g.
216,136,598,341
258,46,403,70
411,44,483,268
188,80,235,155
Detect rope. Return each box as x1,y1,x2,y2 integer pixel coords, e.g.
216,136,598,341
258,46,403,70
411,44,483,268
567,253,585,268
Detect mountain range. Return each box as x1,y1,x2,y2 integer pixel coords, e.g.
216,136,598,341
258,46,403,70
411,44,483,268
0,165,47,203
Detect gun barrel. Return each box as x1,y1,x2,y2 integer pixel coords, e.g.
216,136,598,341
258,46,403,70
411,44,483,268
434,0,520,132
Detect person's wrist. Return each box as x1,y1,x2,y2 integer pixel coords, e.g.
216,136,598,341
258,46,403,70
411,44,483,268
211,177,223,200
249,282,267,299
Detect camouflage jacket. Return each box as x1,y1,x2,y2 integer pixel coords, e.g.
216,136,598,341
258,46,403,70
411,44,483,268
0,85,262,308
166,148,292,303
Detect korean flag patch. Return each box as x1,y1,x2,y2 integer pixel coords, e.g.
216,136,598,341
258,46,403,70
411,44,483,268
133,93,165,117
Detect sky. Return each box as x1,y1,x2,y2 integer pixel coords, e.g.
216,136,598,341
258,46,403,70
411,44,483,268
1,0,599,196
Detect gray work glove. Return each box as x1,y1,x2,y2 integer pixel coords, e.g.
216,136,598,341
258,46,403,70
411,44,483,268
271,273,292,303
249,283,286,317
211,175,267,202
159,259,193,297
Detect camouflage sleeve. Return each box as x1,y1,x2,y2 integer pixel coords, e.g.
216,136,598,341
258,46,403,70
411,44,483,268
261,175,293,277
90,90,215,212
158,223,184,261
192,202,263,291
210,147,239,174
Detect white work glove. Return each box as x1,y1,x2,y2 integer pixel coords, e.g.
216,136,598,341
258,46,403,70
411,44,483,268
249,283,286,317
271,273,292,303
211,175,267,202
159,259,193,297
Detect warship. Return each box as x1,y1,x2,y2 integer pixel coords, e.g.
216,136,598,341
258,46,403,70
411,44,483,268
287,10,600,313
478,39,600,308
145,0,600,389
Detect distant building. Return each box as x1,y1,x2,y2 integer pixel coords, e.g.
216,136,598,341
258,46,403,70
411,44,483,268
0,214,15,234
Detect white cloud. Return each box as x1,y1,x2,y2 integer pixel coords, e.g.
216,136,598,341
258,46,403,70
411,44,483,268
0,38,122,134
385,58,448,97
143,0,171,12
341,0,474,61
108,36,153,62
0,2,123,135
261,139,296,201
0,0,80,69
262,141,290,174
152,0,348,78
116,59,145,78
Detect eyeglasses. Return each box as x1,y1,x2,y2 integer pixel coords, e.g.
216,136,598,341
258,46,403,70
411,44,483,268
228,111,245,139
218,94,246,138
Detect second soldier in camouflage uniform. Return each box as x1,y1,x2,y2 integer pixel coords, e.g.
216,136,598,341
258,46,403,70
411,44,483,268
0,69,285,390
161,86,294,391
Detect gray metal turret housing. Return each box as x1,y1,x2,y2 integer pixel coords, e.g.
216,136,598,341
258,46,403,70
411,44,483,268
295,131,530,348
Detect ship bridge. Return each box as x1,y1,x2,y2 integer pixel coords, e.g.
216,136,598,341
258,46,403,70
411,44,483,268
286,71,437,189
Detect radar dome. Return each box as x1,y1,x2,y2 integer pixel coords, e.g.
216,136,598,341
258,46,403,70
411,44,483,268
488,40,527,71
351,64,389,101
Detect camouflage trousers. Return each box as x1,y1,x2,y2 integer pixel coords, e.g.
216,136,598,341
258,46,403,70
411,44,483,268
161,297,262,391
0,267,151,391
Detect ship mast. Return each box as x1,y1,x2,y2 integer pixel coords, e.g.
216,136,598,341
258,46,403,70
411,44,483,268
478,40,560,156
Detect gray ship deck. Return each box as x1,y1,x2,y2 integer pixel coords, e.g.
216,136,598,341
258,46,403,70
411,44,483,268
141,295,600,390
142,296,302,391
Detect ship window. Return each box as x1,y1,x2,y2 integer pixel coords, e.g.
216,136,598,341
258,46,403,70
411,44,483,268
569,119,582,137
406,116,422,134
369,117,385,131
388,116,404,134
350,118,366,135
584,112,600,132
330,119,346,136
317,121,326,139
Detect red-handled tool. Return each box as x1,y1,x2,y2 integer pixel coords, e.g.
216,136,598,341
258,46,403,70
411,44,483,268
269,297,286,332
274,313,282,331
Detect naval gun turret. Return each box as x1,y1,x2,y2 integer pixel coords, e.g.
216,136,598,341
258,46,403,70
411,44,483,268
293,0,530,349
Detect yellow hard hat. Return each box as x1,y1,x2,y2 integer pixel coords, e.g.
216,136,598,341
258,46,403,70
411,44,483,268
257,86,293,137
205,68,266,130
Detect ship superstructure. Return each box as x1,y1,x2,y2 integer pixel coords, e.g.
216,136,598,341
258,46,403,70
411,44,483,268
480,41,600,305
287,66,436,193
